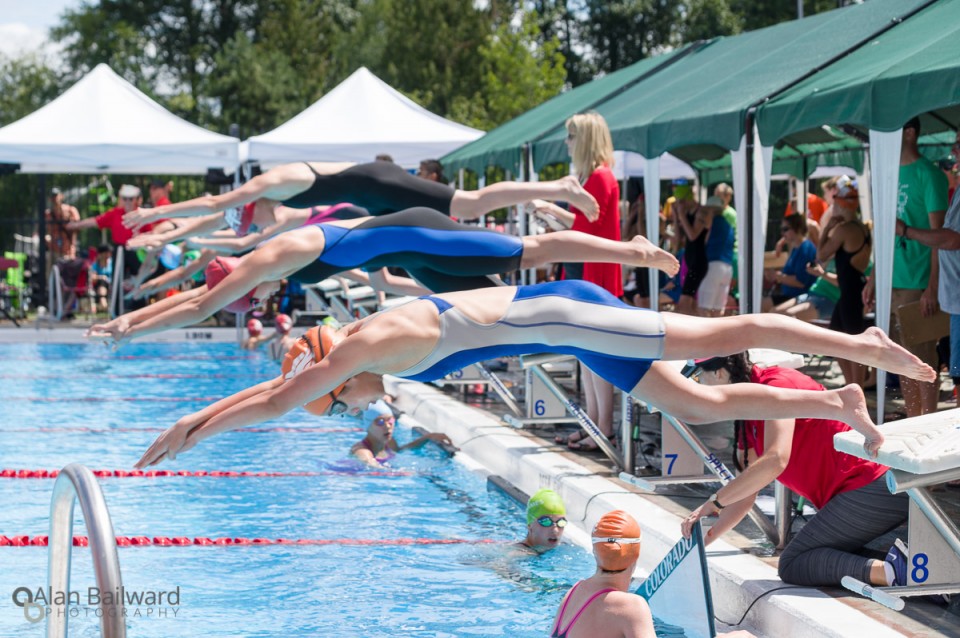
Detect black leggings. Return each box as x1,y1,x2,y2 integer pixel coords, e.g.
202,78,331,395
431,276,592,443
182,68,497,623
282,162,456,215
777,478,908,586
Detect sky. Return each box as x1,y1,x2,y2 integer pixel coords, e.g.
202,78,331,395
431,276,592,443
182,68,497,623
0,0,83,58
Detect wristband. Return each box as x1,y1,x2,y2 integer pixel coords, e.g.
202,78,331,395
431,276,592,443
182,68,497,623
709,493,726,510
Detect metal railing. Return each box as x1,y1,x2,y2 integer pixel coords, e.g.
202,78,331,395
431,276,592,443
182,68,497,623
47,463,126,638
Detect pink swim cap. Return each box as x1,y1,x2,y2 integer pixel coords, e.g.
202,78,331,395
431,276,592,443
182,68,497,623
246,318,263,336
204,257,257,314
275,313,293,334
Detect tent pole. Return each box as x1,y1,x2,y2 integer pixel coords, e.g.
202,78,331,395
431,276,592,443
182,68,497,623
745,111,756,314
37,174,47,308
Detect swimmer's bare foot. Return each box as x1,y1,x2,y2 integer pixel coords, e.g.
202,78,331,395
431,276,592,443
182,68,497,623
837,383,884,458
628,235,680,276
859,327,936,383
559,176,599,220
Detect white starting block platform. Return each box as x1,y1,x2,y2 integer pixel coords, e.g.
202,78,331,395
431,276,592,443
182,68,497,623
835,408,960,601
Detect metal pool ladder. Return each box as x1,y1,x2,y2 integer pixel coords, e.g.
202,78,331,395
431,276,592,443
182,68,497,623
47,463,126,638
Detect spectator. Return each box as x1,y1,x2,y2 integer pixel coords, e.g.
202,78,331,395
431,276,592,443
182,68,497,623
714,182,737,249
417,159,447,184
771,261,839,324
864,116,949,417
149,179,173,207
45,188,81,277
894,129,960,408
763,213,817,312
672,188,707,316
697,196,735,317
89,245,113,314
817,175,842,231
518,489,567,554
785,185,828,224
818,181,872,388
624,194,679,309
938,155,957,203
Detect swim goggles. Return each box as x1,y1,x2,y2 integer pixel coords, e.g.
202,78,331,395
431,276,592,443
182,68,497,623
327,398,349,416
372,416,394,427
591,536,641,544
536,516,567,529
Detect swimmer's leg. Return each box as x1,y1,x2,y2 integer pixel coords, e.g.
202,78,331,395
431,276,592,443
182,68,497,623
520,231,679,275
450,176,598,221
659,312,935,383
630,361,883,456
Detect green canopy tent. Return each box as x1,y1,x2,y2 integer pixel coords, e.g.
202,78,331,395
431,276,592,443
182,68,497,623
530,0,932,313
756,0,960,422
440,45,699,178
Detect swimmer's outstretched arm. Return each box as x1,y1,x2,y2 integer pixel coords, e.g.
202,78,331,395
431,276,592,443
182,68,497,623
127,214,226,249
135,375,285,467
396,432,456,451
357,269,430,297
133,250,216,299
185,213,306,254
114,239,312,344
138,335,378,466
87,286,208,341
123,165,310,229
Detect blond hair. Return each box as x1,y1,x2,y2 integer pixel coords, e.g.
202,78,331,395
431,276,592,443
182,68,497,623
566,112,614,182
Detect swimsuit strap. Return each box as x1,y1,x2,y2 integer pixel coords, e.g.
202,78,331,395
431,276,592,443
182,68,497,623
551,581,582,637
554,584,617,638
303,161,322,178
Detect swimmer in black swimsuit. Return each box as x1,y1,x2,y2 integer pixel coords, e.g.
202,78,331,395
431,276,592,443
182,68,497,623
136,280,937,468
122,160,601,232
87,207,679,344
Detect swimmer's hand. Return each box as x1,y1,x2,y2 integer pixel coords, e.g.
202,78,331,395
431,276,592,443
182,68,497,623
123,207,161,231
426,432,458,451
85,318,130,349
136,416,203,468
126,233,165,249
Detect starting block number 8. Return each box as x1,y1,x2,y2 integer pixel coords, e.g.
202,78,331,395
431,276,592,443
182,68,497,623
912,553,929,584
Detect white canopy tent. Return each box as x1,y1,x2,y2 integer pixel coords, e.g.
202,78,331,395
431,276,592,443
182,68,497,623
0,64,239,174
613,151,695,181
246,67,484,169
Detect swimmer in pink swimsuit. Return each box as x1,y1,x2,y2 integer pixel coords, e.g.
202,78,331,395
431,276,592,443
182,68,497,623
350,400,455,469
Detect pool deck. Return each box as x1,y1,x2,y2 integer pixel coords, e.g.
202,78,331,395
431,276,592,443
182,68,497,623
386,375,960,638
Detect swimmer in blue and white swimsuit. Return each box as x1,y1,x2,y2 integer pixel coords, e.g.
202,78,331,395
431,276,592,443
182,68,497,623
138,279,931,468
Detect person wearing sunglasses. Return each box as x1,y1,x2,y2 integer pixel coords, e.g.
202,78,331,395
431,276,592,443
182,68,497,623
136,277,936,470
517,489,568,554
350,400,455,469
87,206,679,345
762,213,817,312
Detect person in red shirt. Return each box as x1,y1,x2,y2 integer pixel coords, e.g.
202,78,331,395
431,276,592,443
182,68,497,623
680,353,910,588
68,184,150,248
149,179,173,207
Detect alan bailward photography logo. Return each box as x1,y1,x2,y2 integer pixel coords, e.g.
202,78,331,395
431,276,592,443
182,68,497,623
11,585,181,623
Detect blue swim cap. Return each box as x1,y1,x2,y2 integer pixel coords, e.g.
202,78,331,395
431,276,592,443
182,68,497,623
363,400,393,426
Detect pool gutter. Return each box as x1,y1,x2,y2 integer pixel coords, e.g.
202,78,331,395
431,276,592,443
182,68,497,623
387,376,925,638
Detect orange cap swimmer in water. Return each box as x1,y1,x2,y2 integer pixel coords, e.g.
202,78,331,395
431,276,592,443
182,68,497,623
280,325,347,415
592,510,642,572
204,256,259,314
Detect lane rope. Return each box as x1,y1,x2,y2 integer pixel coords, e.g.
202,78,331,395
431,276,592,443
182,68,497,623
0,373,272,380
1,355,258,361
0,468,414,479
0,535,496,547
8,397,223,402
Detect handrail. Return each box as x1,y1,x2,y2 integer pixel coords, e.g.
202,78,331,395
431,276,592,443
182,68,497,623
108,248,125,319
48,265,63,321
47,463,126,638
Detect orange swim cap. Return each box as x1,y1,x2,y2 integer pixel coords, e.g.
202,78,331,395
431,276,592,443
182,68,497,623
592,510,642,572
280,325,346,415
204,256,258,314
246,318,263,336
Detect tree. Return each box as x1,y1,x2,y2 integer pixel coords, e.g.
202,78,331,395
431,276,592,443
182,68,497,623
0,54,61,127
681,0,742,42
583,0,682,75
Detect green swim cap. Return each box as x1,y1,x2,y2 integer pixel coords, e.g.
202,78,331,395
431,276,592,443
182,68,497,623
526,489,565,525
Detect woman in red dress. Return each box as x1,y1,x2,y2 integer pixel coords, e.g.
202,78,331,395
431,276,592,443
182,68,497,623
559,112,622,450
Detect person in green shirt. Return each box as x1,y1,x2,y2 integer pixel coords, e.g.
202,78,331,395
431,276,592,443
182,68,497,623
864,116,948,417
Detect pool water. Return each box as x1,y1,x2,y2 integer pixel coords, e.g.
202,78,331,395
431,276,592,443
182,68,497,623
0,342,687,637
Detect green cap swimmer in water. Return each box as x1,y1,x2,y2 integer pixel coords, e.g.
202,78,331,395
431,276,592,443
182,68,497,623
519,489,567,554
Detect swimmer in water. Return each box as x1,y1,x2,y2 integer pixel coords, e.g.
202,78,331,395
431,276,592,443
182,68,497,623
241,318,270,350
517,489,567,554
135,280,935,469
86,207,678,344
268,313,297,362
551,510,755,638
121,160,602,232
350,400,455,468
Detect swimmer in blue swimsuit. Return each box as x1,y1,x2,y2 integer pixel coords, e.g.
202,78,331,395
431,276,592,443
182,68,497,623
137,280,937,468
122,160,603,231
89,207,679,343
350,400,455,469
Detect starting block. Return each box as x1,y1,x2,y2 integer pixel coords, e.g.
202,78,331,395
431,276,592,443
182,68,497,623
434,362,523,417
835,408,960,600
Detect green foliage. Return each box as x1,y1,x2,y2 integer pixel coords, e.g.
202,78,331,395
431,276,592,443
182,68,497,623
583,0,682,74
682,0,742,42
0,54,61,127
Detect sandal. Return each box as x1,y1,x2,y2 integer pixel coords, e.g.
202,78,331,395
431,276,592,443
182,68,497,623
568,435,618,452
555,431,587,446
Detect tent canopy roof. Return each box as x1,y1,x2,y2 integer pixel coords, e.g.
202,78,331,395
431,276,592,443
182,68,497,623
0,64,239,174
531,0,931,170
757,0,960,145
246,67,483,169
441,46,694,176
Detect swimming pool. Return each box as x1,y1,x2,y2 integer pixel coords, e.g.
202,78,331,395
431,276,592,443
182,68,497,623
0,342,594,637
